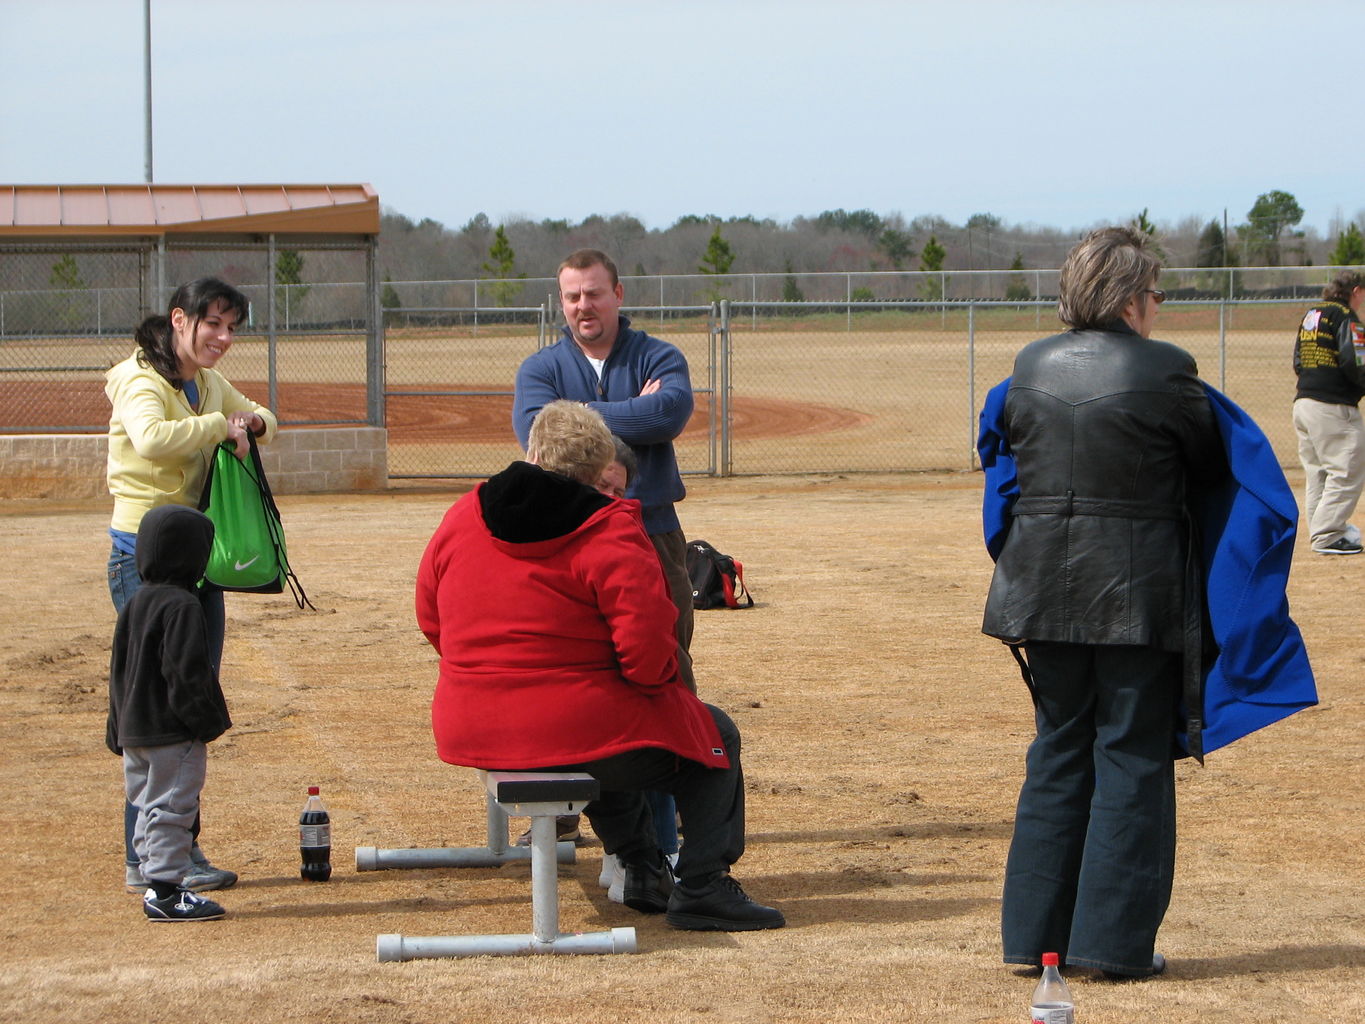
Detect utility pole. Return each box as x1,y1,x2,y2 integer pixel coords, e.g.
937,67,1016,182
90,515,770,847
143,0,153,182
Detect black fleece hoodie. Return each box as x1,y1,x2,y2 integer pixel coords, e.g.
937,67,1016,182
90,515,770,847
478,460,613,542
106,505,231,754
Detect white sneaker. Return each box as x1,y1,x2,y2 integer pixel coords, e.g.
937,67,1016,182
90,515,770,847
598,853,626,903
597,852,618,888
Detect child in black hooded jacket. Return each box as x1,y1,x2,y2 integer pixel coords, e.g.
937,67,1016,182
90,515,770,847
107,504,232,922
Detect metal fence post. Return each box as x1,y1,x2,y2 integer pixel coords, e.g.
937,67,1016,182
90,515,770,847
155,237,166,312
705,303,718,476
266,233,279,415
1218,298,1228,392
719,300,731,477
968,300,977,470
367,238,384,427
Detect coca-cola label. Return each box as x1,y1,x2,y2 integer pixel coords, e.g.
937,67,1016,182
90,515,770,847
1031,1004,1074,1024
300,823,331,847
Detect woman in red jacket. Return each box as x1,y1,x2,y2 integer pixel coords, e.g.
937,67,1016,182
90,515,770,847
416,402,782,932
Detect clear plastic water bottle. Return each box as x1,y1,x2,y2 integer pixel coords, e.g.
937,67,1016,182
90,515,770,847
299,786,332,882
1030,952,1074,1024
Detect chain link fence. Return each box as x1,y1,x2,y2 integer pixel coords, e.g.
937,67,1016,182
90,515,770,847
0,240,377,434
3,261,1344,479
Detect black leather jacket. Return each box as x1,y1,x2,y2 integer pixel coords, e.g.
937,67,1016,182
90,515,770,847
982,322,1227,651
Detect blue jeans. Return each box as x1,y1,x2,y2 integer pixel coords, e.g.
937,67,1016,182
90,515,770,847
109,545,224,866
1001,642,1178,976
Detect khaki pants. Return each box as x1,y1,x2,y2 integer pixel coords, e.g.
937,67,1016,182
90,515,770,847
1293,398,1365,548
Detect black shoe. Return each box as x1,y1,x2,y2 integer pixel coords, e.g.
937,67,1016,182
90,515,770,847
666,873,785,931
1101,953,1166,980
1313,536,1363,555
143,887,226,922
621,854,673,914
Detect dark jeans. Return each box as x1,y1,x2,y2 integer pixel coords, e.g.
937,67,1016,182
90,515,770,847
543,704,744,882
108,544,222,866
1001,642,1178,976
649,527,695,693
647,527,694,855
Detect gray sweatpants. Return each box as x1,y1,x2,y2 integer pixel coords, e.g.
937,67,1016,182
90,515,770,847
123,739,206,886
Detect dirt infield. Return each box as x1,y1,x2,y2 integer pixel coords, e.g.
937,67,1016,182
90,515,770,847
0,380,869,445
1,473,1362,1024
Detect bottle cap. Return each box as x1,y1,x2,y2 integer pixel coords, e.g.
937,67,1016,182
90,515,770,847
308,786,320,795
1041,952,1060,967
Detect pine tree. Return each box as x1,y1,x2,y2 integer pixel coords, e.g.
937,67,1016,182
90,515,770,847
781,260,804,303
482,225,526,306
1129,208,1167,263
699,225,735,276
919,234,946,301
1329,224,1365,266
1004,253,1031,302
698,225,735,302
274,250,310,321
48,254,87,330
1196,220,1234,267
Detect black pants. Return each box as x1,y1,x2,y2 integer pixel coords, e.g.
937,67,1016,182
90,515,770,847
1002,642,1178,976
541,704,744,881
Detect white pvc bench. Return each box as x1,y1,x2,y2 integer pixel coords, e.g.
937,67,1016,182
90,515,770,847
366,771,636,959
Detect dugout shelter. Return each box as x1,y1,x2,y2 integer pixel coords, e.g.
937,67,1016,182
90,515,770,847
0,183,386,498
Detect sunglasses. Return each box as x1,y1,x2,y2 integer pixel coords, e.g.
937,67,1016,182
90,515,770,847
1144,288,1167,304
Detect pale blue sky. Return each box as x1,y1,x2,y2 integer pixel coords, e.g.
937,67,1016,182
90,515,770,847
3,0,1362,235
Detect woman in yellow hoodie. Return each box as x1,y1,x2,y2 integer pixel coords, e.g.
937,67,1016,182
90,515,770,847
105,276,276,894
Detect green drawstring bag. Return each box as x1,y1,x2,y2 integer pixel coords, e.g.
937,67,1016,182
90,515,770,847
198,432,313,609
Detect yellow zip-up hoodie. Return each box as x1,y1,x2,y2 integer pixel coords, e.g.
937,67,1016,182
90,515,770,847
105,352,278,533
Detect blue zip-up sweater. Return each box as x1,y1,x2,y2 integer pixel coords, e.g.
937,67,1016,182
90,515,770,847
513,315,694,535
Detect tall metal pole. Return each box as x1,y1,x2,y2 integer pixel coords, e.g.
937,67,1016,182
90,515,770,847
143,0,153,182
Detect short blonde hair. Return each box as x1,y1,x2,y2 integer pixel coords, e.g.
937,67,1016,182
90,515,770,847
1057,226,1162,329
527,401,614,485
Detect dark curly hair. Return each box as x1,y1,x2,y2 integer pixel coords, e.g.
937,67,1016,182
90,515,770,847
133,277,249,386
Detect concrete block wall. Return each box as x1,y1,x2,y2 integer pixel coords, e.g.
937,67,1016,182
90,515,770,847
0,428,388,500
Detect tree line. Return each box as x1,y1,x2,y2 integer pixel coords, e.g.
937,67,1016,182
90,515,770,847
377,191,1365,292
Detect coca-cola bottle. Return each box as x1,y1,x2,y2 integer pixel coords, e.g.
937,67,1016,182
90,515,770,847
1030,952,1074,1024
299,786,332,882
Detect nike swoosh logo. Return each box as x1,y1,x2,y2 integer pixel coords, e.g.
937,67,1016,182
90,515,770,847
234,556,260,571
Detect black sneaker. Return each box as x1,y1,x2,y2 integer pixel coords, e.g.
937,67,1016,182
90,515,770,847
143,887,226,922
1313,536,1363,555
621,854,673,914
666,873,785,931
1101,953,1167,980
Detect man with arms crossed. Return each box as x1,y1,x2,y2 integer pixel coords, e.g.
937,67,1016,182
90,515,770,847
514,249,697,687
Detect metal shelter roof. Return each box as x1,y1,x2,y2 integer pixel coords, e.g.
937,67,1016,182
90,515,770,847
0,184,380,238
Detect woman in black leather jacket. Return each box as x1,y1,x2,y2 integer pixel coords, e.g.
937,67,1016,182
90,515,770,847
983,227,1226,979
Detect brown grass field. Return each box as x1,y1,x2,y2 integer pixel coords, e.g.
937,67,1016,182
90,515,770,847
1,468,1362,1023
